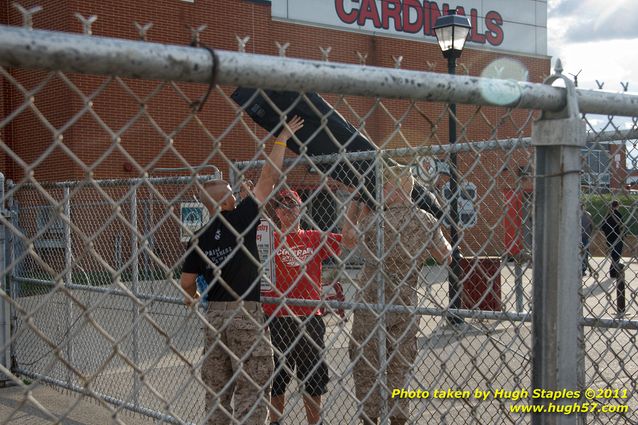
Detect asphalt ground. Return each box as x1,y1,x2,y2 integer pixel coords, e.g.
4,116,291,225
1,256,636,424
0,384,155,425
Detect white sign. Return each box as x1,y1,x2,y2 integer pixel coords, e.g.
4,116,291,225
256,219,277,293
180,202,209,242
443,181,477,228
271,0,547,56
413,157,449,184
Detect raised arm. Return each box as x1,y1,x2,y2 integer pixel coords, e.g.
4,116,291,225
253,116,304,204
342,199,370,249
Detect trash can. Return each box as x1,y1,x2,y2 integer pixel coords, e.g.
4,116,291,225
459,257,502,311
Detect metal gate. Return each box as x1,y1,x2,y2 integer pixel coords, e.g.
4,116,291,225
0,10,638,425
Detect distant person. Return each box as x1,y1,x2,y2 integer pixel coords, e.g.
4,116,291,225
602,200,625,278
581,205,593,276
179,116,304,424
343,165,451,425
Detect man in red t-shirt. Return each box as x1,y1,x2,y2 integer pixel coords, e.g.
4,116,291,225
263,189,355,425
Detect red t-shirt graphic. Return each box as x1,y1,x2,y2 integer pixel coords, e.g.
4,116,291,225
263,230,341,317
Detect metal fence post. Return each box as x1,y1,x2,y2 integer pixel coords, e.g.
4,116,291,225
0,173,11,384
143,197,152,280
63,187,73,386
514,260,524,313
7,182,16,372
131,188,140,407
531,60,586,425
375,157,388,424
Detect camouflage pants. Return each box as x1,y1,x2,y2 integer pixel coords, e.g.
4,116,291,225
203,301,274,425
349,310,419,420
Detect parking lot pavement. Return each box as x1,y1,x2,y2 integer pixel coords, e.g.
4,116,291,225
0,384,155,425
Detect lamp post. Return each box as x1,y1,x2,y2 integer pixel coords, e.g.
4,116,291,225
433,10,471,326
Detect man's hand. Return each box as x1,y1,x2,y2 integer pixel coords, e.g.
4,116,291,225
277,115,304,143
180,272,199,307
184,291,200,307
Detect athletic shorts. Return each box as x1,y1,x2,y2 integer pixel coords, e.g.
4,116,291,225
268,315,329,397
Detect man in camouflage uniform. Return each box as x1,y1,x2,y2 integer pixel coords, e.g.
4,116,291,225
343,165,452,425
179,116,304,425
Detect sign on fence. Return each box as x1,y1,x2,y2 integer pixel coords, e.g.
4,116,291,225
257,219,276,292
180,202,208,242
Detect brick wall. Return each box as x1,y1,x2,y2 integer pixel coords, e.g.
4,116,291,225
2,0,550,255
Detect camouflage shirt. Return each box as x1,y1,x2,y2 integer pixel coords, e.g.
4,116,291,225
356,203,449,305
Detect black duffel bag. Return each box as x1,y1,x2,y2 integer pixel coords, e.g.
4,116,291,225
231,87,442,218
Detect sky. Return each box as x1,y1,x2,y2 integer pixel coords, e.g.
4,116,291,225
547,0,638,95
547,0,638,161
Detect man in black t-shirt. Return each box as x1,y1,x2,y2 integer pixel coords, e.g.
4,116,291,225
180,116,304,425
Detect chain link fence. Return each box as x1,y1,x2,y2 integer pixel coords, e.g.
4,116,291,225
1,14,638,425
8,177,222,423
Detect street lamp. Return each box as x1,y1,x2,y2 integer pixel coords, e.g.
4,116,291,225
433,10,472,60
433,10,471,326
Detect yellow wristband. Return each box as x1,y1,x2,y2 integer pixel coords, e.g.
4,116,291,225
274,140,287,147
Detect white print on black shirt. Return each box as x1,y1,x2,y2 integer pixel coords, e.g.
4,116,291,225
204,246,233,267
277,245,314,267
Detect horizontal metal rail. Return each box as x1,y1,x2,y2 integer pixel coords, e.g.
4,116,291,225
16,276,632,328
587,128,638,143
235,128,638,169
2,25,638,117
8,174,220,190
261,296,534,322
236,138,530,170
581,316,638,331
15,276,532,322
13,276,186,306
